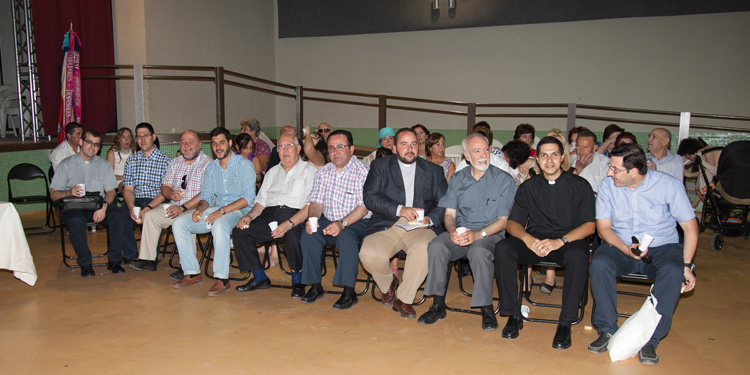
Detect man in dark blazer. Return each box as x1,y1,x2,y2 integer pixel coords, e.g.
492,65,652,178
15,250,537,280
360,128,448,318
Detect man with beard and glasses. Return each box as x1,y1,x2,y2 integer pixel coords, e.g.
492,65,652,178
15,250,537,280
495,136,595,350
418,133,516,331
360,128,448,318
129,130,212,273
299,129,371,310
172,127,255,296
232,133,317,298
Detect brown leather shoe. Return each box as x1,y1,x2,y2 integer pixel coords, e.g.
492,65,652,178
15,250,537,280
172,273,204,289
381,275,399,306
392,298,416,319
207,280,230,296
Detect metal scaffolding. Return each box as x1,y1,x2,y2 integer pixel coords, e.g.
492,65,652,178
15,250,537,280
11,0,44,142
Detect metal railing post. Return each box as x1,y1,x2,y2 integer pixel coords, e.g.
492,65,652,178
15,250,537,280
378,95,387,129
467,103,476,135
567,103,576,131
214,66,225,128
296,86,304,132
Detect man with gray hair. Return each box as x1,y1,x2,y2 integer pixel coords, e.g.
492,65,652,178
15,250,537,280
646,128,683,181
232,133,317,298
266,125,298,172
240,117,272,170
418,132,516,331
572,129,609,193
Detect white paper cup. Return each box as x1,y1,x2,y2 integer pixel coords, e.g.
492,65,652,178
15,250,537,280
206,222,212,230
163,204,171,217
639,234,655,250
309,217,318,233
76,183,85,196
132,207,142,223
521,305,530,319
456,226,467,234
269,221,278,231
416,209,425,222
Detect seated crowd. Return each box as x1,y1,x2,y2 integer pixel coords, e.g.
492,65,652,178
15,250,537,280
50,118,701,366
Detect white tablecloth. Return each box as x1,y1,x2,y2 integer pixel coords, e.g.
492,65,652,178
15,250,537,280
0,202,37,286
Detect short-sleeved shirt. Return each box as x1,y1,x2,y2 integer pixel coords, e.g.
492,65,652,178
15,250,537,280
122,148,171,199
439,165,516,230
573,152,610,193
257,157,317,209
255,138,271,157
306,156,372,221
49,141,79,171
161,151,212,206
50,154,118,198
647,151,683,181
200,152,255,213
596,170,694,247
508,170,595,239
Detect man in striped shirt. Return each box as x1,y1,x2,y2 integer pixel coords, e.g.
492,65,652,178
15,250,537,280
300,130,371,310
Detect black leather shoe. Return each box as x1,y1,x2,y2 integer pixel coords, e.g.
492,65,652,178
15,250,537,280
501,316,523,339
552,324,572,349
129,259,157,272
481,306,498,331
332,293,358,310
235,278,271,292
638,343,659,365
301,284,324,303
107,262,125,274
291,283,306,299
170,269,184,281
417,304,447,325
80,265,95,278
588,332,612,354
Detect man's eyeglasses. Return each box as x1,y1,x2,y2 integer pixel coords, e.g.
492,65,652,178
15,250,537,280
328,144,350,152
607,164,627,174
317,128,331,133
135,134,153,140
181,175,187,190
277,143,296,150
82,139,102,148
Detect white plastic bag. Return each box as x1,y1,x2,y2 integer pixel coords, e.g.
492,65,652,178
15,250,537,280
608,286,662,362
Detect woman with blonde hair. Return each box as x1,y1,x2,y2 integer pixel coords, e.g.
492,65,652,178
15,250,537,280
107,127,136,193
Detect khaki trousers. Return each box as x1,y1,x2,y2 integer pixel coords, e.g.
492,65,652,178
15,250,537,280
360,218,435,303
138,207,194,261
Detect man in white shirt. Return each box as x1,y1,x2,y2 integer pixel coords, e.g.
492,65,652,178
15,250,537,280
571,129,609,193
455,152,511,174
232,134,317,298
49,122,82,171
647,128,684,181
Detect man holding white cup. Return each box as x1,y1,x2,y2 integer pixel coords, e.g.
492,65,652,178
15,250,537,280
360,128,448,318
419,133,516,330
171,127,256,296
589,143,697,365
231,133,317,298
129,130,211,273
50,129,132,277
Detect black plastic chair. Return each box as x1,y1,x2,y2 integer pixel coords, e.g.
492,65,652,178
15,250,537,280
200,233,251,281
369,250,427,306
443,258,500,316
7,163,55,234
518,261,588,325
59,214,110,269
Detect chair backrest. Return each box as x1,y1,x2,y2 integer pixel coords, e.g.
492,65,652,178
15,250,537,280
7,163,49,201
0,85,20,107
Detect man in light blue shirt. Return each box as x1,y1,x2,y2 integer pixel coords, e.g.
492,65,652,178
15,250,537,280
588,143,698,366
172,127,255,296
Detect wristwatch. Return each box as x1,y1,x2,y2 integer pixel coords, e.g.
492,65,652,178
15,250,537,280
219,208,226,215
561,236,569,245
340,219,348,228
288,219,295,228
684,263,695,272
480,230,487,238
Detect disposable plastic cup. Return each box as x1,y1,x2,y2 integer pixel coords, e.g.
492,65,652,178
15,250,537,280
416,209,425,222
456,227,467,234
309,217,318,232
269,221,278,231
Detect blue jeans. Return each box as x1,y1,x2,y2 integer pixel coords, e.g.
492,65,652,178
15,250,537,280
590,242,685,347
172,207,245,279
300,215,368,288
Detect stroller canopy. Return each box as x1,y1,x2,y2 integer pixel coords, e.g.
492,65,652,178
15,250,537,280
716,140,750,202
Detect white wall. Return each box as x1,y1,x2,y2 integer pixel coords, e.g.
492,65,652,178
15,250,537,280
112,0,276,134
274,11,750,135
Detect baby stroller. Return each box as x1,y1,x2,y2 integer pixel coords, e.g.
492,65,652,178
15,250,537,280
698,140,750,250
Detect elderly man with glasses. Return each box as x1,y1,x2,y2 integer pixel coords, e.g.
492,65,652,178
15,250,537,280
299,129,371,310
231,134,318,297
130,130,212,273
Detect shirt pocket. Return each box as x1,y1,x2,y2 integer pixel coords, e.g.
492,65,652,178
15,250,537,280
88,180,104,195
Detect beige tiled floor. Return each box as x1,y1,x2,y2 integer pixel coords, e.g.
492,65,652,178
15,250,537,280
1,212,748,374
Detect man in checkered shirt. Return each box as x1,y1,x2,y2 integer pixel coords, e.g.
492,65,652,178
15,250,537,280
130,130,212,273
299,129,371,310
121,122,171,265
